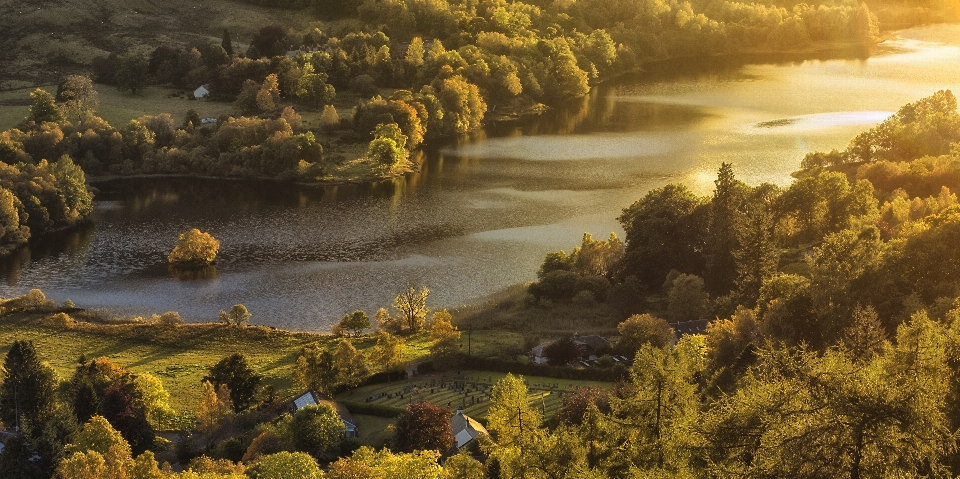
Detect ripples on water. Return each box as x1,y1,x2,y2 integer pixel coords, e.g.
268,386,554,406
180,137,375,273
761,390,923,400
3,24,960,331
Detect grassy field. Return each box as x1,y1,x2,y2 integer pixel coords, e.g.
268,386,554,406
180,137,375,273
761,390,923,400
0,307,542,416
0,85,241,132
0,0,322,88
337,370,613,422
452,283,624,336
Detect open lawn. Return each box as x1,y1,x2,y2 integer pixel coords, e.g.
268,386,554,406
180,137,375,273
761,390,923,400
0,84,239,131
336,369,614,422
0,310,427,414
452,283,624,336
352,414,396,449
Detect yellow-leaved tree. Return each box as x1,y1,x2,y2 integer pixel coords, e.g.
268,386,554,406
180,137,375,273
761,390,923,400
168,228,219,265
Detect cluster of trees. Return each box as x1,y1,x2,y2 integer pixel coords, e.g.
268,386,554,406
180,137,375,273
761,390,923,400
81,0,883,176
0,79,325,179
0,82,95,255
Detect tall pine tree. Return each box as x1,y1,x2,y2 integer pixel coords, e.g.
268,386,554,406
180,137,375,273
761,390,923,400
0,340,57,434
706,163,747,295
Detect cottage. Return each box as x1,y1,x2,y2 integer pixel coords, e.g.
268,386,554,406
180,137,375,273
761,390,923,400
193,84,210,99
291,390,358,438
450,409,490,450
528,341,554,364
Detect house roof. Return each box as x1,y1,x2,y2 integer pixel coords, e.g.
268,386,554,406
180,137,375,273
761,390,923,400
576,335,609,350
529,341,555,357
450,410,490,449
669,318,710,336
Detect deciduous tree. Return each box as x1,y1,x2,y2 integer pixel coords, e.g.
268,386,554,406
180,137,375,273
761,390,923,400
332,340,369,389
429,310,460,367
203,353,262,412
169,228,219,265
59,75,98,125
616,313,674,356
293,342,336,395
291,403,344,459
28,88,64,124
219,304,251,327
257,451,324,479
393,400,454,453
393,285,430,333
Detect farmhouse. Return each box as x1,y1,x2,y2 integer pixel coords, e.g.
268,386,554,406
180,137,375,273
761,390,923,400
291,390,358,438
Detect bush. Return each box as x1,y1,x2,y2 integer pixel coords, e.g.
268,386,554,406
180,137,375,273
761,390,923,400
159,311,185,326
40,312,75,328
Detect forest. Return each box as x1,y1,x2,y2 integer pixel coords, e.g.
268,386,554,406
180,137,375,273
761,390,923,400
0,0,887,184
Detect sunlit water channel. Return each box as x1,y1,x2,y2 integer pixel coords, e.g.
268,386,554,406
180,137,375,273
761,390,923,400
3,24,960,331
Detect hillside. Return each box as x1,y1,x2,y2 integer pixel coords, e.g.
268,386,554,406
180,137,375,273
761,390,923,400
0,0,319,89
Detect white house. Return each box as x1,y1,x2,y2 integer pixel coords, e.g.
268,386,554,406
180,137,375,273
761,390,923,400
292,390,358,438
193,84,210,99
450,409,490,450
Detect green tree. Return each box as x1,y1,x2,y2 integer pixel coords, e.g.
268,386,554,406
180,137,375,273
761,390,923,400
367,123,409,169
258,451,324,479
486,373,540,447
65,415,131,456
393,400,454,453
203,353,262,412
610,337,706,473
339,310,371,336
429,310,460,367
734,183,780,306
169,228,219,265
619,184,708,288
705,162,747,294
331,339,369,389
219,304,251,327
222,29,234,57
133,373,175,430
54,155,94,222
292,343,336,395
393,285,430,332
667,273,709,322
370,332,405,381
436,75,486,135
28,88,64,124
616,313,674,356
296,63,336,111
291,403,344,459
704,313,954,478
115,54,149,95
0,339,57,433
442,450,485,479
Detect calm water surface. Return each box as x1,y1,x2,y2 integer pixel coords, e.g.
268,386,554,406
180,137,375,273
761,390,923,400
4,24,960,331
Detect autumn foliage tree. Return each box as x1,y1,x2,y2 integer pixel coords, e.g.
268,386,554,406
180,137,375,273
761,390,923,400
168,228,219,266
393,400,454,453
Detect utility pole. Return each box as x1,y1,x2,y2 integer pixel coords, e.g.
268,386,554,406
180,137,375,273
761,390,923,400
468,326,472,357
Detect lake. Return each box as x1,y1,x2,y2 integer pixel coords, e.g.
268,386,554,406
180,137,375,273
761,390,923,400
4,24,960,331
